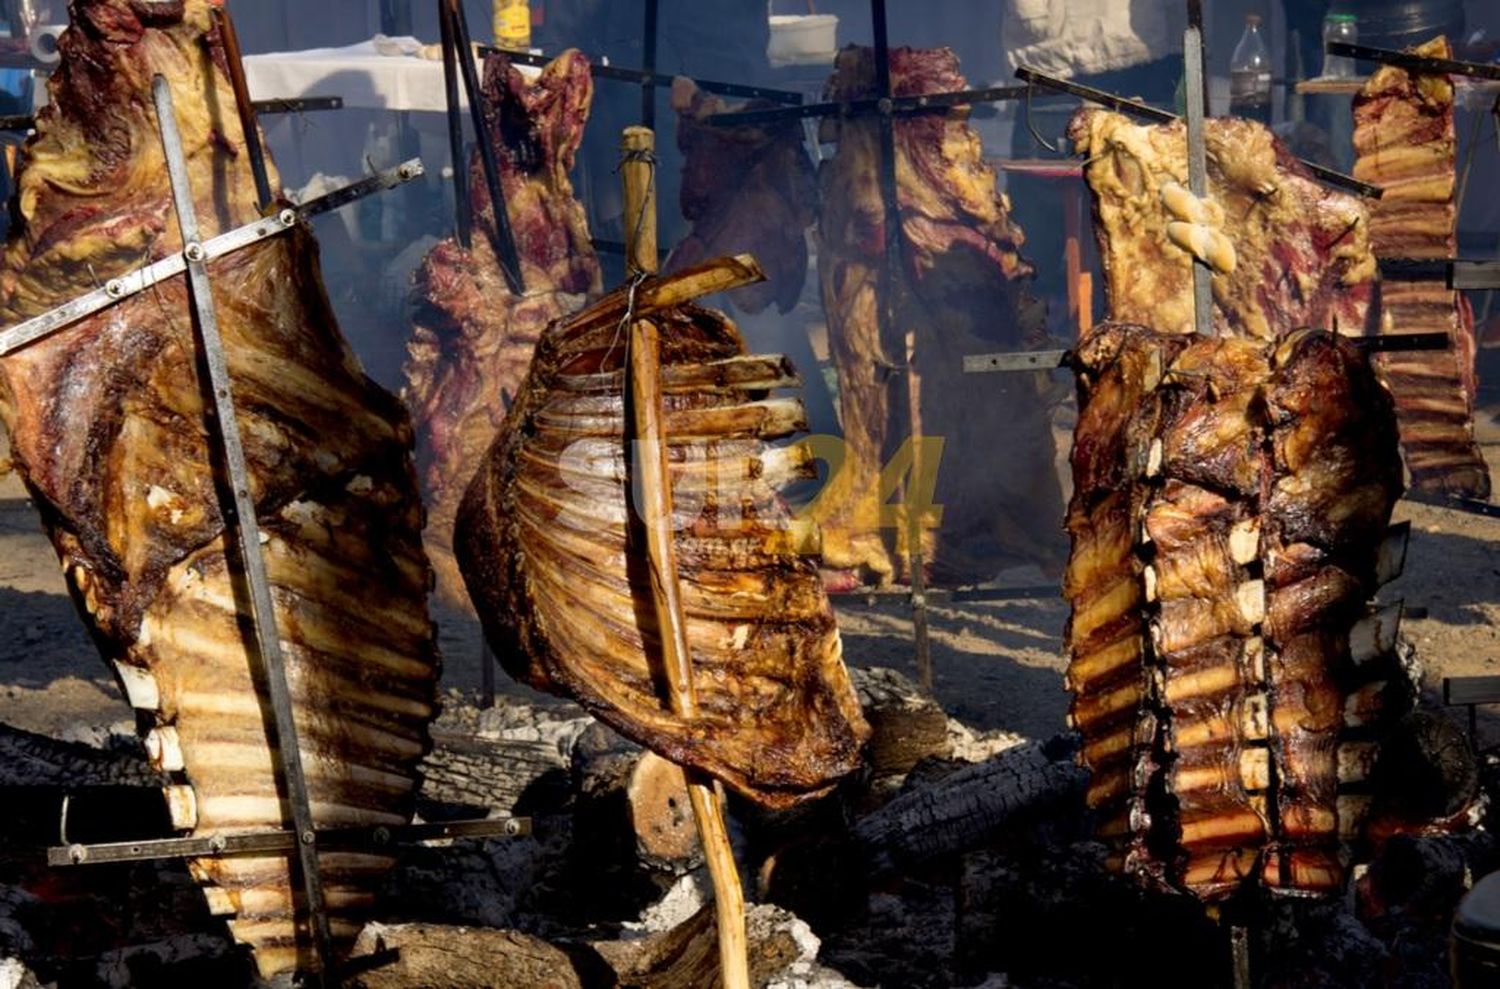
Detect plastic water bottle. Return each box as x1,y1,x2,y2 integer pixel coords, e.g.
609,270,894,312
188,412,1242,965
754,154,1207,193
1321,13,1359,79
1230,14,1273,123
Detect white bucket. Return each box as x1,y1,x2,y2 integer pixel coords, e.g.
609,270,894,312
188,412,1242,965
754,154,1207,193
767,14,838,68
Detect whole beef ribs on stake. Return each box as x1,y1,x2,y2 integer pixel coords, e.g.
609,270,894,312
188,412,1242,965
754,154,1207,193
0,0,440,977
1064,322,1407,899
1069,109,1378,341
816,45,1062,588
405,49,601,606
1353,36,1489,499
455,262,870,810
666,77,818,316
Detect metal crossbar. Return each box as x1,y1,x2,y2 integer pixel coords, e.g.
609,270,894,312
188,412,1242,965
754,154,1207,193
1013,66,1383,199
0,159,423,358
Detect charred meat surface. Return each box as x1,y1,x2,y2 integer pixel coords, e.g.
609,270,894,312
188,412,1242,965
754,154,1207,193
0,0,440,977
404,50,601,604
666,77,817,316
455,268,870,809
1065,324,1403,900
816,45,1060,587
1070,110,1376,341
1353,36,1489,499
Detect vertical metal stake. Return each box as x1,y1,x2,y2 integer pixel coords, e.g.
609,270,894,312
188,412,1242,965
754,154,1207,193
444,0,526,294
438,0,473,248
869,0,934,693
480,642,497,711
213,7,274,213
1231,925,1252,989
151,76,333,984
641,0,660,129
1184,5,1214,339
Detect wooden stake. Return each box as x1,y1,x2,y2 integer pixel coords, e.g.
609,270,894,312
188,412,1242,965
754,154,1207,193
621,127,659,276
622,126,751,989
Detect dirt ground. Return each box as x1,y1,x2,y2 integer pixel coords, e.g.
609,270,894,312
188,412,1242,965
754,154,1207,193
2,402,1498,746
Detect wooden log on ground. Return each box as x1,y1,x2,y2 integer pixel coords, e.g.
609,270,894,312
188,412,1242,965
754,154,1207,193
418,709,586,817
595,903,805,989
1367,710,1480,829
851,667,953,779
852,742,1086,876
573,722,702,877
345,923,586,989
345,903,809,989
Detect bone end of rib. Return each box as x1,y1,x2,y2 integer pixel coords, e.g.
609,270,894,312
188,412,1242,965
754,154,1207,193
1243,636,1267,682
145,726,185,772
1145,439,1164,478
115,662,161,711
1240,694,1270,741
1229,520,1261,565
1240,747,1273,792
1351,602,1403,665
202,887,238,917
163,784,198,831
1236,580,1266,626
1338,741,1380,784
1375,522,1412,587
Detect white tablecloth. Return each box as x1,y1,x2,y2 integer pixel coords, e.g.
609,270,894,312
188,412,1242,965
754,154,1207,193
244,36,479,113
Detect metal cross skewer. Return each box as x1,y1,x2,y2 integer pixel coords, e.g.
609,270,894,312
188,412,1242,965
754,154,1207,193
151,73,334,983
486,47,803,106
1012,66,1382,199
961,332,1455,375
0,98,345,135
704,85,1032,128
0,158,424,358
1326,40,1500,81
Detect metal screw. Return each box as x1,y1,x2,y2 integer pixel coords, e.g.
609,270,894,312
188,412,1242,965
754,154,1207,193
68,844,87,864
105,279,125,298
505,819,521,836
397,163,416,181
208,835,227,853
279,209,297,228
183,242,205,262
301,829,316,845
878,97,894,115
372,826,391,846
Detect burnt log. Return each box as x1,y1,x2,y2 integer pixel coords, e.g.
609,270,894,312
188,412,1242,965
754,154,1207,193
0,722,160,789
853,743,1086,876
